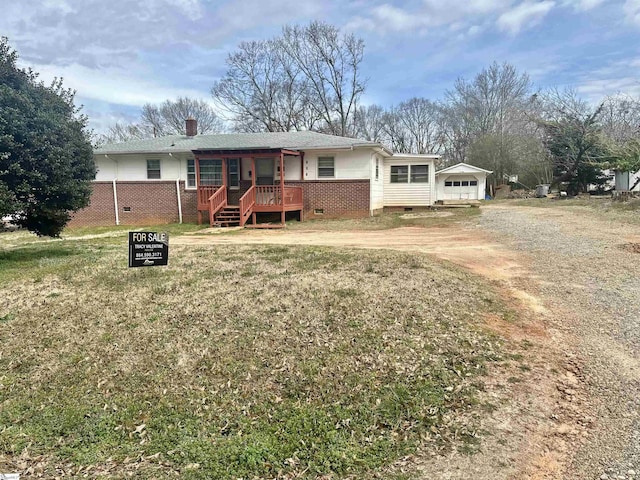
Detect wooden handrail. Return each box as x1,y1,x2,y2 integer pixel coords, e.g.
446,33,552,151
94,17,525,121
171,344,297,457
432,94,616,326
198,185,220,208
239,186,255,227
208,186,227,225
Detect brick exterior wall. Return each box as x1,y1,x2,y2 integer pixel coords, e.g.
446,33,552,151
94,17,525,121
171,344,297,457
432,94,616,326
69,181,197,226
286,180,370,218
70,179,371,226
68,182,116,226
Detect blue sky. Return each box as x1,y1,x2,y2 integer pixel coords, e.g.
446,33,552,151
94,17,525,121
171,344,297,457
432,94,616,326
3,0,640,133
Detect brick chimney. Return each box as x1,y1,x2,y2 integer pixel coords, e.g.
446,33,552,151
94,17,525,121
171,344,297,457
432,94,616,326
185,118,197,137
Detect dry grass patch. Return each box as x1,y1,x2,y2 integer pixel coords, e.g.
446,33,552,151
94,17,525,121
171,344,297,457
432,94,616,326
286,208,480,231
0,233,513,479
501,197,640,225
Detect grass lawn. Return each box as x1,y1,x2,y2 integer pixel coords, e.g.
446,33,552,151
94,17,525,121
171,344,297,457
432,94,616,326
0,226,512,479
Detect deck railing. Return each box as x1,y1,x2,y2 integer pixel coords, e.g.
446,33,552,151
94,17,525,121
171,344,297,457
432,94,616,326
255,185,281,205
284,186,303,206
198,185,220,209
208,186,227,225
254,185,304,207
239,186,256,227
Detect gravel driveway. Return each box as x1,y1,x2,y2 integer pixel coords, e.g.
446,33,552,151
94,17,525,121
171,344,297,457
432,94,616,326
479,204,640,480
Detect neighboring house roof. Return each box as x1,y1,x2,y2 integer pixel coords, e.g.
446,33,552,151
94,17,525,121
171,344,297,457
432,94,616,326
95,131,392,156
435,162,493,175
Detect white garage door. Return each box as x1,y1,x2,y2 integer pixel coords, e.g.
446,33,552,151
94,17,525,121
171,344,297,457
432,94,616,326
443,176,479,200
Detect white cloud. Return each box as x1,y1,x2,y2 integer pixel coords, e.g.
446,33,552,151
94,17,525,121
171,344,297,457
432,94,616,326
497,1,556,34
24,62,208,107
562,0,605,10
624,0,640,25
577,77,640,101
164,0,204,20
346,0,511,34
371,4,430,31
575,56,640,102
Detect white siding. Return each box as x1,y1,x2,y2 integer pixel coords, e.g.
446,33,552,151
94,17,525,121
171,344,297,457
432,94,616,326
283,155,302,181
94,153,185,182
95,156,117,180
383,157,435,206
303,149,371,180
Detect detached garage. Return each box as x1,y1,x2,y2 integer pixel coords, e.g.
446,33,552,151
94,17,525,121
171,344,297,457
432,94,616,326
435,163,492,201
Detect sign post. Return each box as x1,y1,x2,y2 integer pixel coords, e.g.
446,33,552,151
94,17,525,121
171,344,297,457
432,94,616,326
128,232,169,268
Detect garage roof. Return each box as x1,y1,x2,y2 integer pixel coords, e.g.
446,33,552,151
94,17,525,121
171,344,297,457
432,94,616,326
435,162,493,175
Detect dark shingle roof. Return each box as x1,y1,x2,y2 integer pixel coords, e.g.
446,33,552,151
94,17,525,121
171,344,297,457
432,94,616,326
96,131,387,155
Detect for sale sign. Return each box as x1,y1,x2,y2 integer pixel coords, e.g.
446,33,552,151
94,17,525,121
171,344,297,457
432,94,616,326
128,232,169,267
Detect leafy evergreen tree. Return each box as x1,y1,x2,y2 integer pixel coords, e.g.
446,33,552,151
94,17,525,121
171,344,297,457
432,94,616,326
0,37,95,236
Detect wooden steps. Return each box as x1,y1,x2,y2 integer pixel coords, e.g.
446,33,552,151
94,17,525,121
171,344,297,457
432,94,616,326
213,205,241,227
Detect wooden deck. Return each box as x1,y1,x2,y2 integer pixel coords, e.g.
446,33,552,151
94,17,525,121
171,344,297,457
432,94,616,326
198,185,303,228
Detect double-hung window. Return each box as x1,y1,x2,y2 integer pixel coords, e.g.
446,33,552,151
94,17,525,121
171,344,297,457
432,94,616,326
390,165,409,183
199,159,222,186
318,157,335,178
410,165,429,183
187,159,196,188
228,158,240,188
147,159,161,179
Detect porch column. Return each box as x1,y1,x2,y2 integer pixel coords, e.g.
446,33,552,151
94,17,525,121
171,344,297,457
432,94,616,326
280,151,285,224
221,157,227,187
251,157,256,187
300,151,304,180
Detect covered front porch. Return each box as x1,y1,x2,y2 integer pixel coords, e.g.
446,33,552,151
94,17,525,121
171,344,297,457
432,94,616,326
193,148,304,228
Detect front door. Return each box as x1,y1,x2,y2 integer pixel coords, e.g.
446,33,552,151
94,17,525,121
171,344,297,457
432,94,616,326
256,158,274,185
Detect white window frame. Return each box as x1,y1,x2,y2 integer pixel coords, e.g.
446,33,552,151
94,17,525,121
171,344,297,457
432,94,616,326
410,164,429,183
317,156,335,178
146,159,161,180
390,165,409,183
186,158,196,189
228,158,240,190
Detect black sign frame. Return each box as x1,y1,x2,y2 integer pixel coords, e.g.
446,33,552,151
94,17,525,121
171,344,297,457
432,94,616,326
128,231,169,268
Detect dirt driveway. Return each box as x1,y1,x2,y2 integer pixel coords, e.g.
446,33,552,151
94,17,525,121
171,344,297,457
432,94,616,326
174,203,640,479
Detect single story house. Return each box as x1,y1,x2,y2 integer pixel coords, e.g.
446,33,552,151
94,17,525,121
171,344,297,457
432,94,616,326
72,120,440,227
435,163,492,201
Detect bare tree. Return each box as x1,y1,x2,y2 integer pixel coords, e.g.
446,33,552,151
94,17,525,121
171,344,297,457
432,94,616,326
441,62,537,181
395,98,443,154
141,97,224,135
213,22,365,136
600,94,640,144
354,104,387,142
281,22,365,137
96,122,150,145
101,97,224,144
212,40,319,132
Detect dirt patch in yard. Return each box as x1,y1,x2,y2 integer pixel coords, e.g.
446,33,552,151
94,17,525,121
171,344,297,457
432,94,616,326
620,242,640,253
174,224,579,479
